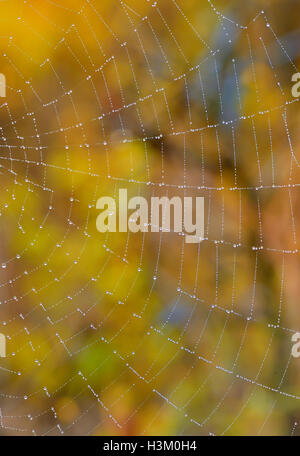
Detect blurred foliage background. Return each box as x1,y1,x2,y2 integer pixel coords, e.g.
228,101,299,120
0,0,299,435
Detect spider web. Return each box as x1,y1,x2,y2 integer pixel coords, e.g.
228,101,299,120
0,0,299,436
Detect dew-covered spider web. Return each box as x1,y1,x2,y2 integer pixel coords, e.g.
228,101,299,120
0,0,300,436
